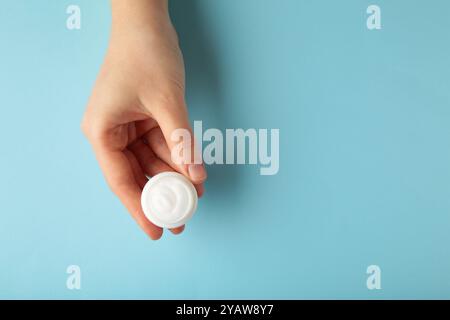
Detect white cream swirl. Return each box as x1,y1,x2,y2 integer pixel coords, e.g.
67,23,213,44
141,172,198,229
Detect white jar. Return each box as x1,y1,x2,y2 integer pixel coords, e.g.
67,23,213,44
141,172,198,229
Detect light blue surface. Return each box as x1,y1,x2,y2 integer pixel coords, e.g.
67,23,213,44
0,0,449,299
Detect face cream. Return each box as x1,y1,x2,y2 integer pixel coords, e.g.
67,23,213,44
141,172,198,229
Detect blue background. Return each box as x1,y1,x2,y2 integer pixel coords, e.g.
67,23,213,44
0,0,449,299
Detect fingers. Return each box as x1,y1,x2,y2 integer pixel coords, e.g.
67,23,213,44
130,138,205,197
124,149,148,189
143,127,184,174
93,145,163,240
128,139,173,176
142,96,207,185
170,225,185,235
133,119,158,143
129,140,186,235
129,139,206,235
129,140,178,232
143,127,206,196
195,183,205,198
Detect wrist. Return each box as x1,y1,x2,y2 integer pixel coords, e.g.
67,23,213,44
110,0,170,35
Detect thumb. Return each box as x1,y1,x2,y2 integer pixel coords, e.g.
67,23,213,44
151,99,207,184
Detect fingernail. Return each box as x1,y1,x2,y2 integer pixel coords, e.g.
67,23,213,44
188,164,207,182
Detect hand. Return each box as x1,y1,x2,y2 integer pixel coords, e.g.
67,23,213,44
81,0,207,240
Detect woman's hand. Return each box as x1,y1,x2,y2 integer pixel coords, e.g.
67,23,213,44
81,0,207,240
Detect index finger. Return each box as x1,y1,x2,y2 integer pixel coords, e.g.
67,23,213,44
94,145,163,240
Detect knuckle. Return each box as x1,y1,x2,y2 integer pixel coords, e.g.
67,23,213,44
157,91,184,109
80,115,106,145
80,117,90,138
144,87,185,113
80,110,98,141
149,128,166,146
109,180,127,197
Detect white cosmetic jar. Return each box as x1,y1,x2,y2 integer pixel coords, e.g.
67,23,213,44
141,172,198,229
